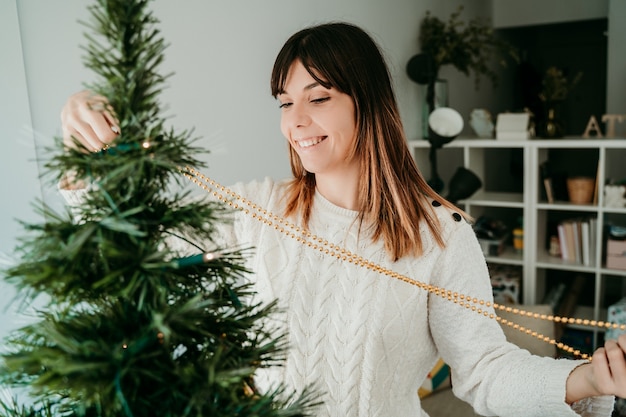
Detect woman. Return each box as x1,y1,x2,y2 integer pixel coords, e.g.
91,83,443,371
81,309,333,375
61,22,625,417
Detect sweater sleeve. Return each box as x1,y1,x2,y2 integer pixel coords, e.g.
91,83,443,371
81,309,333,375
58,184,90,220
427,218,614,417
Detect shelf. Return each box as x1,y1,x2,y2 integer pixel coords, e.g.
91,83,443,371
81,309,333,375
600,267,626,278
407,138,528,149
485,247,523,266
532,138,626,149
535,252,626,276
535,244,594,269
408,137,626,350
536,202,599,212
463,191,524,207
407,138,626,149
601,206,626,215
535,251,597,273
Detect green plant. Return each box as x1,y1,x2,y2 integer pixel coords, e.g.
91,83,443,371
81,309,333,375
539,66,583,102
419,5,518,88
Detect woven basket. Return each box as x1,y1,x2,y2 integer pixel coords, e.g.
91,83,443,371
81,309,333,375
567,177,595,204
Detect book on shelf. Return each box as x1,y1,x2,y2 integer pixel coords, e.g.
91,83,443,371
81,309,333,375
540,161,555,203
542,282,567,312
571,221,581,264
589,217,597,266
544,178,555,204
580,221,590,266
562,220,577,263
542,274,586,340
556,274,586,319
592,163,600,205
554,217,596,266
557,223,569,261
580,220,597,266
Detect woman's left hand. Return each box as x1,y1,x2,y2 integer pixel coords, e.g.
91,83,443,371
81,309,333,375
589,333,626,398
566,333,626,404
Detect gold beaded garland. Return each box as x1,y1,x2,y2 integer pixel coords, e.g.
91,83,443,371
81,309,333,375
183,166,626,361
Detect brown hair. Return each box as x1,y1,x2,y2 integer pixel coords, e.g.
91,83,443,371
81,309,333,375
270,22,461,261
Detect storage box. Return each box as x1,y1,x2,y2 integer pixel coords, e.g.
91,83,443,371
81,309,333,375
607,239,626,256
489,264,521,304
606,239,626,270
606,297,626,340
604,184,626,208
495,113,531,140
608,256,626,270
478,236,506,257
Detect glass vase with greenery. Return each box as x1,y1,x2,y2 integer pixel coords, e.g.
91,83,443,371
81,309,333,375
538,66,583,138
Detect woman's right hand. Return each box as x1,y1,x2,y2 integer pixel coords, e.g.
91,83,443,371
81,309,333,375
61,90,120,152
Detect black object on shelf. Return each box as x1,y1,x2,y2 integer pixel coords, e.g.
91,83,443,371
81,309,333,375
427,107,464,192
446,167,482,204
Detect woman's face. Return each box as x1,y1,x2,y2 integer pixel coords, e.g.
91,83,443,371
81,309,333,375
278,60,358,179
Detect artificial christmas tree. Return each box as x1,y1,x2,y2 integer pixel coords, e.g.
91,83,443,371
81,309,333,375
0,1,315,416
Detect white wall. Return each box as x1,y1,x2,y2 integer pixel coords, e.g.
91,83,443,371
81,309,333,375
0,1,41,337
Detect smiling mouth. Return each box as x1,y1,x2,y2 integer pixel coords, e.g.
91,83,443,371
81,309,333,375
296,136,327,148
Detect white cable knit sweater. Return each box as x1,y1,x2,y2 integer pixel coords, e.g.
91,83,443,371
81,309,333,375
61,177,614,417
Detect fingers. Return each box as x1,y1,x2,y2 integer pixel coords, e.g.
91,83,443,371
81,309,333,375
86,99,120,141
592,336,626,398
607,336,626,396
61,90,120,152
62,112,111,152
591,347,612,394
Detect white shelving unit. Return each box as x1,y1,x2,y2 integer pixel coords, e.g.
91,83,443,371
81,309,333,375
409,137,626,351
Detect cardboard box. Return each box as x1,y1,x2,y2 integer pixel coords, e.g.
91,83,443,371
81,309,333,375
606,297,626,340
606,239,626,270
607,239,626,256
607,256,626,270
496,113,531,140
